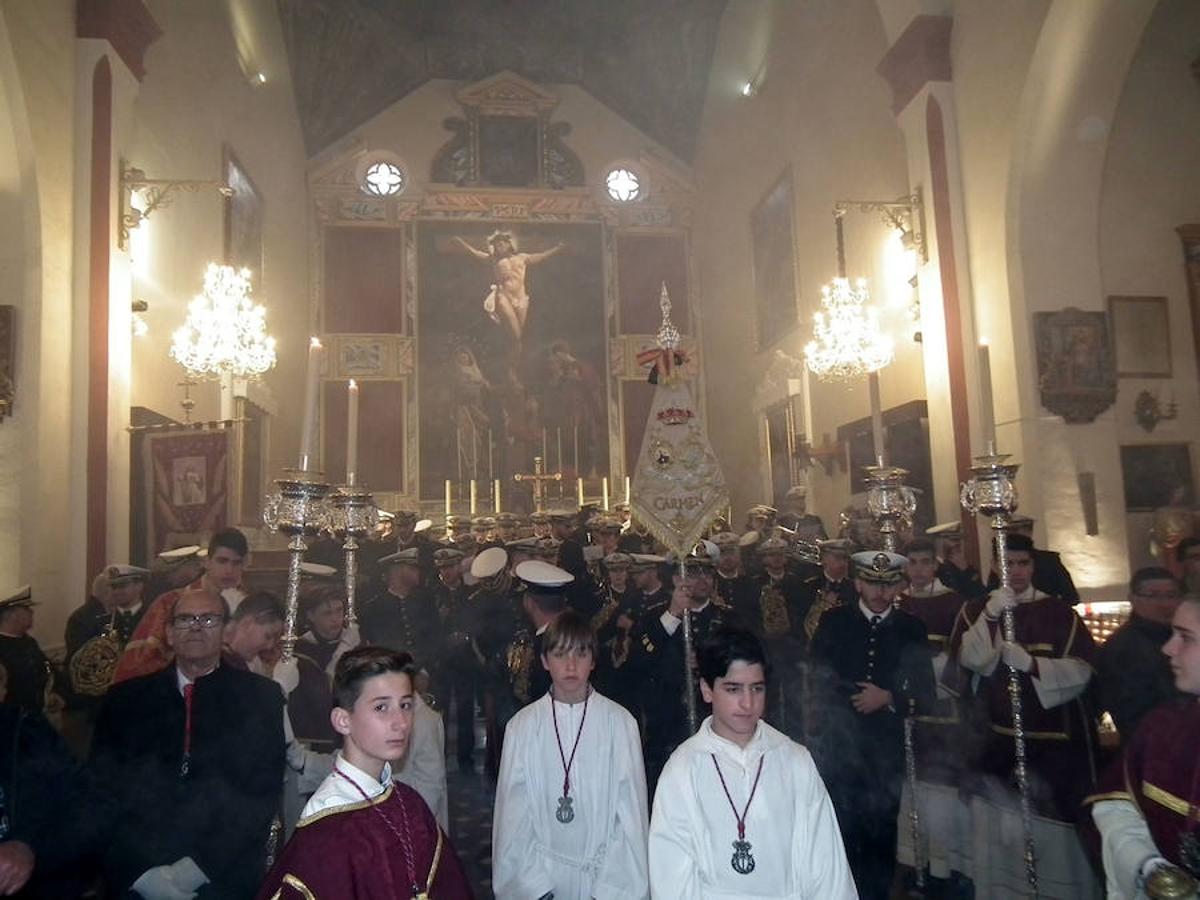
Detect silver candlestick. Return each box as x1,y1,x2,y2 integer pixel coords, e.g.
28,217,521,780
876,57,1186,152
864,462,918,554
327,485,379,626
865,460,923,890
960,451,1038,897
263,469,332,661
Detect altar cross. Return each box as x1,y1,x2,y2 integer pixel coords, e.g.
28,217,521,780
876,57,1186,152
513,456,562,512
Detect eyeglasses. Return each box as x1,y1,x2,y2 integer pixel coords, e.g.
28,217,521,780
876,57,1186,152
171,613,227,630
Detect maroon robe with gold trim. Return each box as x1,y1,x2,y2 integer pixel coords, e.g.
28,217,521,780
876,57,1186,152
1085,698,1200,870
948,593,1100,820
256,781,472,899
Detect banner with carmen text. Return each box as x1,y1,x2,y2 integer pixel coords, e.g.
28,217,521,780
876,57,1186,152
143,429,230,560
630,375,728,555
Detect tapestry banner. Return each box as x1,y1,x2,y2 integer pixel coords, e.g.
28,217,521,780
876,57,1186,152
143,430,230,559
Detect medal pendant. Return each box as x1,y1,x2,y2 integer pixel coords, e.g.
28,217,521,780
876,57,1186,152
556,795,575,824
731,839,755,875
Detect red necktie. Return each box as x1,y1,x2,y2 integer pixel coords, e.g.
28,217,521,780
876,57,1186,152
180,683,194,777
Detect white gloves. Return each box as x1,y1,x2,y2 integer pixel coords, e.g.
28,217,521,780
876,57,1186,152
985,587,1017,618
132,857,208,900
1001,641,1034,673
273,658,300,696
340,624,361,650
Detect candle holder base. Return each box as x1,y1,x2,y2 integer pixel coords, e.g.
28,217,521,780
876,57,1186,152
264,469,332,660
328,484,379,626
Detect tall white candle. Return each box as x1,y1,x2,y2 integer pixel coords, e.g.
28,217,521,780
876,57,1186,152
868,370,885,466
625,476,631,504
978,341,997,453
470,480,478,514
577,477,585,507
298,337,322,471
494,478,501,513
602,477,609,510
346,379,359,486
444,479,452,517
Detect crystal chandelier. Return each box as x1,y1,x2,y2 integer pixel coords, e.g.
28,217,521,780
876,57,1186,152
170,263,277,379
804,276,894,381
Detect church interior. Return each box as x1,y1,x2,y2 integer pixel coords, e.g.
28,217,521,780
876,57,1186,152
2,0,1200,896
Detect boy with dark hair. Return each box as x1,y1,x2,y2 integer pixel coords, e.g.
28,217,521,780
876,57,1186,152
258,647,471,899
649,625,854,898
493,610,649,899
223,591,285,675
115,528,251,682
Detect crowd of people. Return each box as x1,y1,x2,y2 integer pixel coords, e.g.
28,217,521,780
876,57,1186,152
0,486,1197,899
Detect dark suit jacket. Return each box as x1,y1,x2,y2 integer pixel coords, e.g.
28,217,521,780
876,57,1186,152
90,664,285,898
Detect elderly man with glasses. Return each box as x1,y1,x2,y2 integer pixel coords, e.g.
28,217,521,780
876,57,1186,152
90,586,285,899
1096,566,1187,745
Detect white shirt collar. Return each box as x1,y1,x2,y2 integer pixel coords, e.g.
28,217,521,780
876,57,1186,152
696,715,769,767
175,663,218,694
301,752,394,822
859,599,894,622
116,601,143,616
906,578,950,598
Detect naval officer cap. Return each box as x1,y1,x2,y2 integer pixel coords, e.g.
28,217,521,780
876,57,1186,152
378,547,422,568
757,537,790,555
748,504,778,518
158,545,203,565
495,512,520,527
532,537,561,561
299,562,338,580
515,560,574,595
433,547,465,567
106,564,150,586
852,551,908,584
545,508,577,523
710,532,740,552
925,521,962,538
414,518,433,534
628,553,666,573
470,546,508,579
0,585,34,611
603,552,634,571
818,538,855,556
391,508,419,523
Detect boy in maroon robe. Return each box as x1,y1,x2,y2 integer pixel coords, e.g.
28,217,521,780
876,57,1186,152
1086,595,1200,895
257,647,472,899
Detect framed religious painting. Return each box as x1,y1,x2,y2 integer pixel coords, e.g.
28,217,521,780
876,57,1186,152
1120,443,1194,511
1033,307,1118,423
1109,295,1172,378
223,146,264,286
415,221,609,508
750,168,800,349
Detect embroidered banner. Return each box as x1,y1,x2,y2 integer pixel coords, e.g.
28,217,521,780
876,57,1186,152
630,376,728,555
143,430,230,559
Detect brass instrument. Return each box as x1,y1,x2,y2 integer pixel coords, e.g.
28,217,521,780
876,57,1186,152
803,588,842,642
758,579,791,637
69,618,122,697
506,630,533,705
1145,864,1198,899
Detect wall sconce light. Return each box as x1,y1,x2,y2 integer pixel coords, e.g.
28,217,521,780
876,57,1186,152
118,159,233,250
1134,389,1177,432
833,188,928,264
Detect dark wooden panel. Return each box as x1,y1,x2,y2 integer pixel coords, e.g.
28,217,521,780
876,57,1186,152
323,227,406,334
616,233,689,334
323,380,404,492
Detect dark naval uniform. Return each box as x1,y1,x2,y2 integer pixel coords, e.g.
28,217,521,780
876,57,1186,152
0,634,54,715
809,598,935,900
629,598,740,791
289,633,342,752
359,587,442,676
1097,613,1183,744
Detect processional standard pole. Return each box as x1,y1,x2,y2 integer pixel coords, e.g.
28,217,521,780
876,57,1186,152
864,459,924,890
961,448,1038,897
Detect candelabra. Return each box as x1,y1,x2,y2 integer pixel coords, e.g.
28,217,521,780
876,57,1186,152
865,460,922,889
326,485,379,626
263,470,332,660
960,451,1038,897
864,462,917,554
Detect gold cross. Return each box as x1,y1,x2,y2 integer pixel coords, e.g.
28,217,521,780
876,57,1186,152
513,456,562,512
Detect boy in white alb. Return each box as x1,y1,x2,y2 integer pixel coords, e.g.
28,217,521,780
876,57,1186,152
492,604,650,899
649,626,856,899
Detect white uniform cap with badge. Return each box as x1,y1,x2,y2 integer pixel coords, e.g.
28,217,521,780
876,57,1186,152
414,518,433,534
378,547,422,567
852,550,909,584
925,521,962,537
106,564,150,587
158,545,202,563
0,585,34,611
738,530,760,548
470,546,508,579
515,560,574,594
299,562,338,579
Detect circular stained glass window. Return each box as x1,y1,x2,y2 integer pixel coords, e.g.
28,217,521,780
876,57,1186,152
363,161,405,197
605,168,641,202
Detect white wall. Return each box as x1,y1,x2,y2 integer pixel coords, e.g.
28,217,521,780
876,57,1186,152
1098,0,1200,571
693,0,917,523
